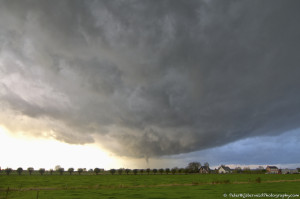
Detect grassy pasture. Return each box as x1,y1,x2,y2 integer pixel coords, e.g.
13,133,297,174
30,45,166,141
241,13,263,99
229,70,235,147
1,174,300,198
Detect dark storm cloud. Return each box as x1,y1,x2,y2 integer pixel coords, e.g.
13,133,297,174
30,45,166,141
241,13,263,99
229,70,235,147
1,0,300,158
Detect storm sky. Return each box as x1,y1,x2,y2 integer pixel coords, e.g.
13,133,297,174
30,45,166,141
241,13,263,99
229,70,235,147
1,0,300,165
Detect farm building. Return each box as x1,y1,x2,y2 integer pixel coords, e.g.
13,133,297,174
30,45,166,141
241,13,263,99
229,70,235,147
266,166,279,174
199,166,211,174
218,165,232,174
280,169,299,174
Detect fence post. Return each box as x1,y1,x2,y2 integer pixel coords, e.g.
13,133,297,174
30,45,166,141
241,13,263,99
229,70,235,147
5,187,9,199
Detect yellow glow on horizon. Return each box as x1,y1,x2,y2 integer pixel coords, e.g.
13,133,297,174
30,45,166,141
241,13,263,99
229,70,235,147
0,126,120,170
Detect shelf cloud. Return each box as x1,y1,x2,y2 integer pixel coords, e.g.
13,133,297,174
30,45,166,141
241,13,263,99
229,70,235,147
1,0,300,159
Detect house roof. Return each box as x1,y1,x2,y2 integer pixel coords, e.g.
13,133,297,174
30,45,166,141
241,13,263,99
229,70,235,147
267,166,278,169
219,166,231,171
200,166,210,170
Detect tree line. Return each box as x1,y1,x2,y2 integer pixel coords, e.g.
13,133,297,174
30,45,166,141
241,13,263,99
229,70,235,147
2,162,294,176
0,162,205,176
0,167,197,176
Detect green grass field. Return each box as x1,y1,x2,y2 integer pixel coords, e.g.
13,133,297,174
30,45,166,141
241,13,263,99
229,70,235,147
1,174,300,199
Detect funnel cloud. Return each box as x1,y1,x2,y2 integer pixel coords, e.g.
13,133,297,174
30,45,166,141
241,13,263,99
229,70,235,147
1,0,300,159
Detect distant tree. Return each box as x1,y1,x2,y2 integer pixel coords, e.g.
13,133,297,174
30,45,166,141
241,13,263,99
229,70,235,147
165,168,170,174
110,169,116,175
133,169,138,175
39,168,45,175
252,167,265,174
68,168,74,175
297,168,300,173
49,169,54,175
146,168,151,175
5,168,12,175
171,168,177,175
184,168,189,174
55,165,61,171
140,169,144,174
204,162,209,167
58,168,64,175
254,166,265,174
153,169,158,174
158,168,164,175
27,167,34,175
77,168,83,175
94,168,100,175
125,169,131,175
234,167,242,174
17,167,23,175
257,166,264,170
118,169,123,175
187,162,201,173
178,168,184,174
243,167,251,174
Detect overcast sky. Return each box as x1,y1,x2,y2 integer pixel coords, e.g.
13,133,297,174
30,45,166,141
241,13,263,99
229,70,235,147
1,0,300,168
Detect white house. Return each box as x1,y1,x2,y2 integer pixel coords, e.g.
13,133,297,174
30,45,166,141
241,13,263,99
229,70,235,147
280,169,299,174
266,166,279,174
218,165,232,174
